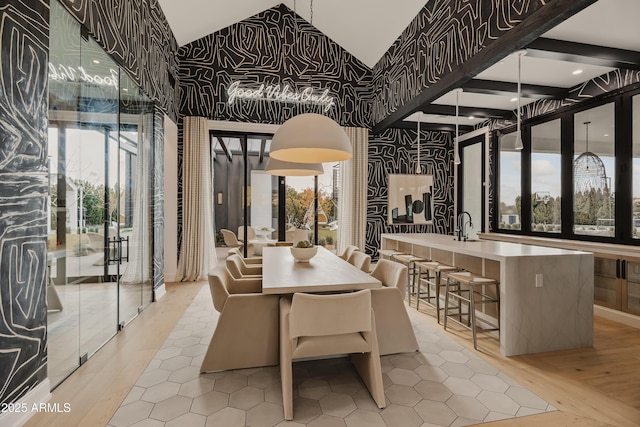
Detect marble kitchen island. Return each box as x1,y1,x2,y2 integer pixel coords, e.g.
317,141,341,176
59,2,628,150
382,233,594,356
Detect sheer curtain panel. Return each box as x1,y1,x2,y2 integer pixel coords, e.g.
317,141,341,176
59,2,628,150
337,127,368,255
176,117,217,281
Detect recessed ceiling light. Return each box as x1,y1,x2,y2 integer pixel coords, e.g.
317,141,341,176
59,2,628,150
468,116,475,120
123,88,128,92
572,69,583,75
510,97,518,102
604,133,609,137
92,59,100,64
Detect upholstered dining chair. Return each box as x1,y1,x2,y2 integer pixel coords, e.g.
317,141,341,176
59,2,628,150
279,290,386,420
339,245,359,261
220,228,243,247
227,248,262,264
347,250,371,273
369,259,419,355
226,254,262,279
201,267,278,372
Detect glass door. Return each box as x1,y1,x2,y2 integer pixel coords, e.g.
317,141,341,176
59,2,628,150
459,135,485,240
47,0,154,387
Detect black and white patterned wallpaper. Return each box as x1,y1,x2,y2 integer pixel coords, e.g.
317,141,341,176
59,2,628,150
0,0,49,406
176,4,374,252
371,0,547,126
177,3,373,128
58,0,179,122
367,128,455,257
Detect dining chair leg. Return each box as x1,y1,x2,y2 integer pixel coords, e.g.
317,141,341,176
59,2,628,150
279,298,294,420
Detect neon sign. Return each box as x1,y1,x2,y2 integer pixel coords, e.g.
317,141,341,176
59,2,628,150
48,62,119,89
226,81,336,112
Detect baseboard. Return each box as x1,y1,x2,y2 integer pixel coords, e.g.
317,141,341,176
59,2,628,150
0,379,51,427
594,305,640,329
154,283,166,301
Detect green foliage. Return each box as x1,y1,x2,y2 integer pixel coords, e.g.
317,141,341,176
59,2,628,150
295,240,312,248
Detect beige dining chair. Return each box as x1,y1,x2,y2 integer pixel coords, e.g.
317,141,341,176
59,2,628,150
347,250,371,273
279,289,385,420
221,228,245,249
226,254,262,278
227,248,262,264
237,225,256,242
339,245,359,261
369,259,419,355
201,267,279,372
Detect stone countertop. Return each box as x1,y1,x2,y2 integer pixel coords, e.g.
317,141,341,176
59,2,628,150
381,233,591,261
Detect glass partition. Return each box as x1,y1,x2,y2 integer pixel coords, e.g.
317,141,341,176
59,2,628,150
47,0,153,387
531,119,562,233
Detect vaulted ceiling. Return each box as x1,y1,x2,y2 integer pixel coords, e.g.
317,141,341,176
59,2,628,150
158,0,640,133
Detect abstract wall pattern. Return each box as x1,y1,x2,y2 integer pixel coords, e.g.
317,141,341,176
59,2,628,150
176,4,374,253
0,0,49,405
58,0,179,122
178,4,373,128
371,0,547,126
368,128,454,258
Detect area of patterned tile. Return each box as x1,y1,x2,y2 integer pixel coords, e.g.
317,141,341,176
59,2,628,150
108,285,555,427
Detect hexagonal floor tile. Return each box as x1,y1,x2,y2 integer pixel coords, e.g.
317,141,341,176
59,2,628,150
229,386,265,410
319,393,357,418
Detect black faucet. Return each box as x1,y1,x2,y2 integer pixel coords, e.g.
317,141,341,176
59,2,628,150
456,211,473,241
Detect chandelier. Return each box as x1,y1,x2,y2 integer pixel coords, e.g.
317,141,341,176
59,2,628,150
574,121,608,193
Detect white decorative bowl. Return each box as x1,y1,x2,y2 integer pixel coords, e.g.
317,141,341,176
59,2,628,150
290,246,318,263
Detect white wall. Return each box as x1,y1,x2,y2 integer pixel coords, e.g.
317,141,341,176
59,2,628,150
164,115,178,282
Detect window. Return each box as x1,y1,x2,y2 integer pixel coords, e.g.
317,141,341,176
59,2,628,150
573,103,615,237
498,131,521,230
531,119,561,233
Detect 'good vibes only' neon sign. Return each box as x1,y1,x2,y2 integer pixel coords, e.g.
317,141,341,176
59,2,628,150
48,63,119,89
227,81,336,112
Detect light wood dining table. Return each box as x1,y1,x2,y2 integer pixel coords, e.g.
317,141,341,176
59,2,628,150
262,246,381,294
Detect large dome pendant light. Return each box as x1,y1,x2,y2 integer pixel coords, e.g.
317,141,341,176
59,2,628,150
514,50,527,151
265,158,324,176
270,113,353,163
454,88,462,165
270,1,351,164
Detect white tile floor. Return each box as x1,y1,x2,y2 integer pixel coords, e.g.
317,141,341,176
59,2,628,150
107,282,555,427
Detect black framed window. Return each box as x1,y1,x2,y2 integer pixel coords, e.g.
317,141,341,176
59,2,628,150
492,84,640,245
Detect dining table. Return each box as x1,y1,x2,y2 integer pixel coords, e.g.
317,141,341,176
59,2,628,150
262,246,381,294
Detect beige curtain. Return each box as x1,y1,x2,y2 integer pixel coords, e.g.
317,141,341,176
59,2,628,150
176,117,217,281
337,127,369,255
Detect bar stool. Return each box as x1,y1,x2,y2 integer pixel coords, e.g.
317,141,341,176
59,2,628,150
415,261,461,323
378,248,405,260
390,253,427,305
444,271,500,350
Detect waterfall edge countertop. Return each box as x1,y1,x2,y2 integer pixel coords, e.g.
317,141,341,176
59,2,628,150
381,233,592,260
382,233,594,356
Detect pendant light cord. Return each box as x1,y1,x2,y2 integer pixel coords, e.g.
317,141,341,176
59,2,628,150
517,52,521,138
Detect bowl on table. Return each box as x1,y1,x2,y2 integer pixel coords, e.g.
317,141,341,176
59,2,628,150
290,246,318,263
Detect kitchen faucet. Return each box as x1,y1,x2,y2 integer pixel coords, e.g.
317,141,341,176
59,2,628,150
455,211,473,241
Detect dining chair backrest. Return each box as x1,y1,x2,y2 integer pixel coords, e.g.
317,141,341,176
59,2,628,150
225,254,262,279
207,267,231,313
237,226,256,242
347,251,371,272
289,289,372,339
339,245,359,261
370,259,408,299
221,229,242,247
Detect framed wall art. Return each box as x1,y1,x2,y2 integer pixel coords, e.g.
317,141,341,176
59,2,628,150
387,174,434,225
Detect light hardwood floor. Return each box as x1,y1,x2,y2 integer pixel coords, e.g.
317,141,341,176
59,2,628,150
25,281,640,427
